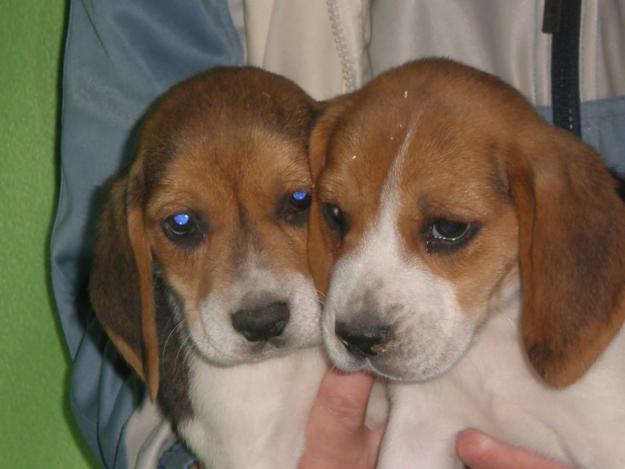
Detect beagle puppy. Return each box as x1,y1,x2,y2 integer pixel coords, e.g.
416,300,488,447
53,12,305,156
89,67,327,468
309,58,625,468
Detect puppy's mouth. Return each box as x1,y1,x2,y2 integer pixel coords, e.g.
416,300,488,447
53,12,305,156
322,321,392,376
324,321,468,383
328,341,442,382
328,340,411,381
240,329,293,358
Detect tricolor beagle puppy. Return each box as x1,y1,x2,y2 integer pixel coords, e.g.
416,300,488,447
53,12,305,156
309,58,625,468
89,67,327,468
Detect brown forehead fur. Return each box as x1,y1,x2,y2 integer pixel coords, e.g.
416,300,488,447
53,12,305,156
134,67,317,324
137,67,317,197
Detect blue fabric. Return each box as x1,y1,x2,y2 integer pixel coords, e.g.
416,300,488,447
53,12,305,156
579,95,625,174
158,441,199,469
50,1,243,467
537,95,625,175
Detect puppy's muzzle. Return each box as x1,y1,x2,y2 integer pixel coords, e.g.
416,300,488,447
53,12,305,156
336,321,391,358
232,302,290,342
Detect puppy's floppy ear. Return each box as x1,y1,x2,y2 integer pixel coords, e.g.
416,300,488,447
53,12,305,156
307,100,349,296
508,127,625,387
89,165,160,400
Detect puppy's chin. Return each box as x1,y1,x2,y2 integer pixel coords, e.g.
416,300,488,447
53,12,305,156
369,347,472,383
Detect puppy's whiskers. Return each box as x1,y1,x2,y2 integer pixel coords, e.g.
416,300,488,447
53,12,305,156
163,318,187,357
174,333,192,367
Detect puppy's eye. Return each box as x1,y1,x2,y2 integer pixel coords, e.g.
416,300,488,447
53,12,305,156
279,190,311,226
165,213,195,236
323,203,349,239
423,219,478,253
162,212,204,247
288,191,312,212
432,220,471,240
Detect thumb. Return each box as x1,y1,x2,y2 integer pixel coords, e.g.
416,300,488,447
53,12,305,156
298,368,380,469
456,429,572,469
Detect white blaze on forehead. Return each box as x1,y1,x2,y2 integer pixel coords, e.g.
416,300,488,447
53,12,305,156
329,118,453,315
362,115,418,249
388,117,418,196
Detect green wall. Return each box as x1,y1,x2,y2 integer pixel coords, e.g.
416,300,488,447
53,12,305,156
0,1,95,467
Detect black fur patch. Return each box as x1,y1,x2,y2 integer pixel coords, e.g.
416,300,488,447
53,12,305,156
153,272,193,423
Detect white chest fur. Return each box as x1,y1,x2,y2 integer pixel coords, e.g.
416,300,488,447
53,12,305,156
179,347,326,469
378,303,625,469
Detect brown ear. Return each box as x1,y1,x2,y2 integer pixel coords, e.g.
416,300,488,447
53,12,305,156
509,127,625,387
307,100,349,297
89,168,160,400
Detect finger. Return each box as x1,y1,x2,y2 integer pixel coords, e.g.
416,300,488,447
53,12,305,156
456,429,572,469
312,368,375,433
298,368,376,469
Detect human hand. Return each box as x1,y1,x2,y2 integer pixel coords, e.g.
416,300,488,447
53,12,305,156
298,368,383,469
299,374,573,469
456,429,573,469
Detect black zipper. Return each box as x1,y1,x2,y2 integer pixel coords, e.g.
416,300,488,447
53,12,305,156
544,0,583,137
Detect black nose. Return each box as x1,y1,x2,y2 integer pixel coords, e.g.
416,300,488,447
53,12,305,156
335,321,390,357
232,302,290,342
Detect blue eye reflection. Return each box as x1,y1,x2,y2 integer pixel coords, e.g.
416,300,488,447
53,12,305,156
163,211,201,242
173,213,190,226
285,191,311,220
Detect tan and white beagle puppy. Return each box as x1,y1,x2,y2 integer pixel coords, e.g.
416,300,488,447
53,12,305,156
89,67,328,468
309,58,625,468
